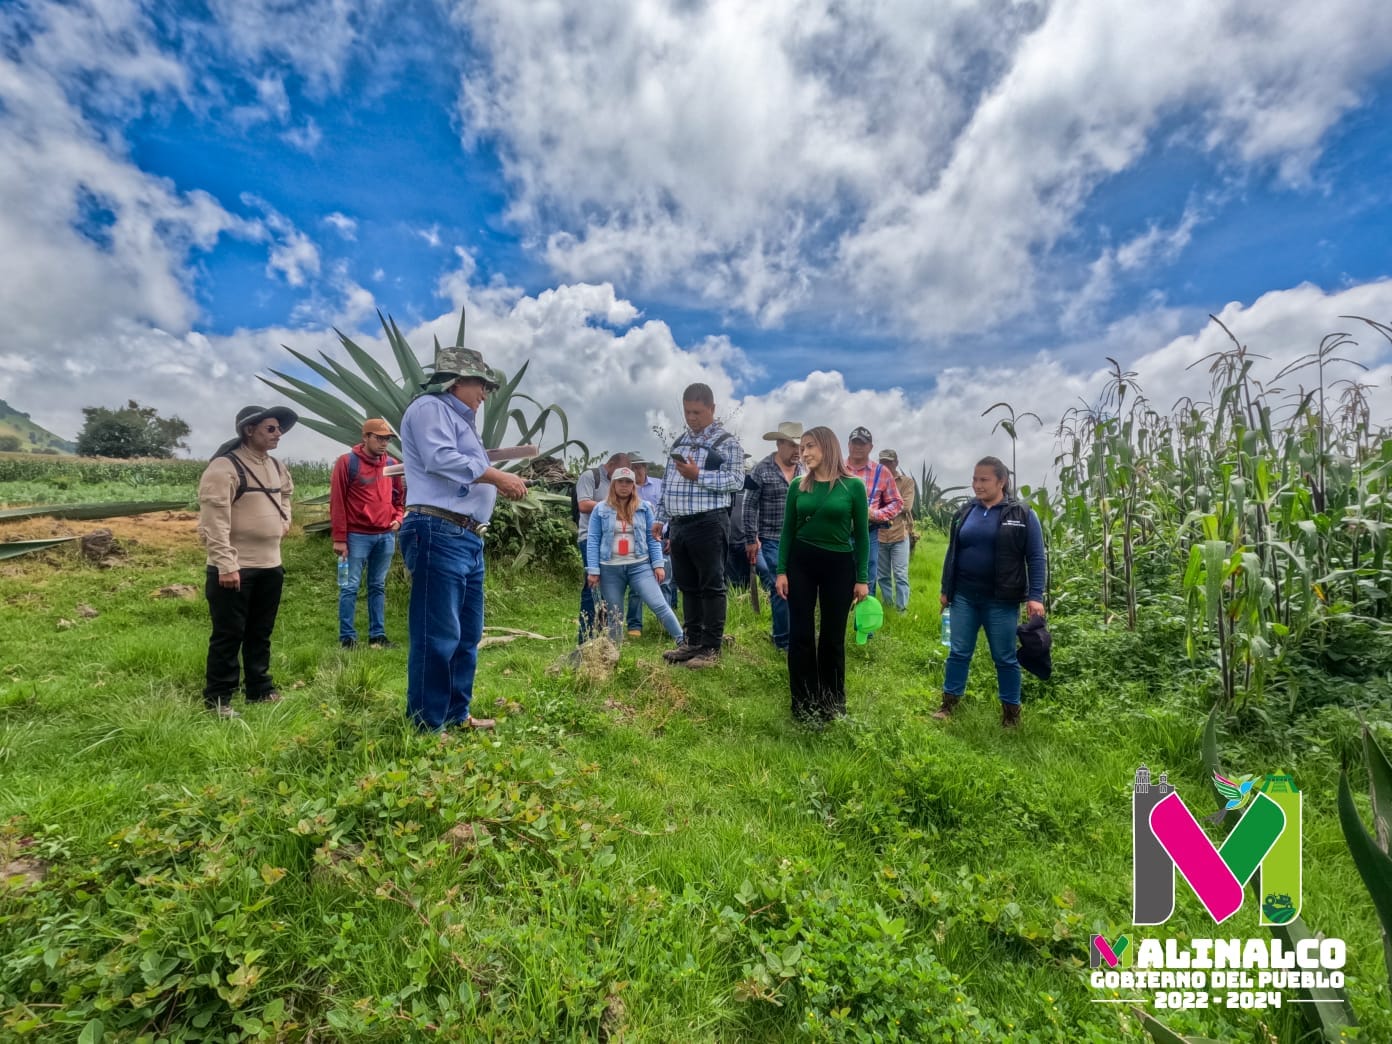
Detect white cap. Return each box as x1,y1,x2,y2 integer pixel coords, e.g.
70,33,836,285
611,467,636,482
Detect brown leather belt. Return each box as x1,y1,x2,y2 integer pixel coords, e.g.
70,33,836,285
406,504,489,536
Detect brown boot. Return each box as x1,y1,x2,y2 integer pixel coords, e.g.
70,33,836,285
932,693,961,720
1001,703,1021,729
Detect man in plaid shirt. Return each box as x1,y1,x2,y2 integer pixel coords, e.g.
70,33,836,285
846,426,903,578
653,383,746,668
743,421,803,651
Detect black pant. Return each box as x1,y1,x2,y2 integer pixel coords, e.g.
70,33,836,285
204,565,284,705
786,541,855,720
669,510,728,650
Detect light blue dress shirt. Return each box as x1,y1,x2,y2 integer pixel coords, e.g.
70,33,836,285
399,392,498,522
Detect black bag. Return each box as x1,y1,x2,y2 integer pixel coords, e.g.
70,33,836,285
1016,615,1053,680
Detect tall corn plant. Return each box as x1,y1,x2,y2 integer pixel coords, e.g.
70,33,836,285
259,307,588,466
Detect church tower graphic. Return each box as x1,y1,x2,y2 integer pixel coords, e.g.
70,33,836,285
1132,765,1176,924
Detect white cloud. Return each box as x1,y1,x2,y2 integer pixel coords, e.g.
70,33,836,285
323,212,358,240
454,0,1392,335
417,224,443,248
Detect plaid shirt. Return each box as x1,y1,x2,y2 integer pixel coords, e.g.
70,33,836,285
848,460,903,524
743,453,803,541
655,423,745,522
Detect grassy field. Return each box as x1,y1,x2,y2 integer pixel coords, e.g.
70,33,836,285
1,480,1389,1040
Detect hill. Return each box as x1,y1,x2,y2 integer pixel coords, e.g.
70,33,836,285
0,398,76,454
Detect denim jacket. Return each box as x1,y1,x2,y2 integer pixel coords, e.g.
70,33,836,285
586,501,665,575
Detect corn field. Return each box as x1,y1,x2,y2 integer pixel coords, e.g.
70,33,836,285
1025,317,1392,707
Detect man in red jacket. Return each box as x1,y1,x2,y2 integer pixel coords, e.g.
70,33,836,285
331,418,406,649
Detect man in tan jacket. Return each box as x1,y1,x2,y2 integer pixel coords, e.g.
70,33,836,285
198,405,297,718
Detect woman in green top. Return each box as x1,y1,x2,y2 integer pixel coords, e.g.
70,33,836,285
774,426,870,722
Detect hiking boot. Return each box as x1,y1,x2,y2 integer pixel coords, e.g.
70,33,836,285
1001,703,1022,729
246,690,282,704
626,628,643,639
465,716,496,731
368,637,398,650
684,648,721,669
662,643,703,664
932,693,961,720
208,703,241,719
340,637,358,649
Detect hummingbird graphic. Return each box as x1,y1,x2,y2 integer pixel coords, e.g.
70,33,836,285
1205,772,1256,825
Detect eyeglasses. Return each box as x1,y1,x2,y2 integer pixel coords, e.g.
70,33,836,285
262,425,282,433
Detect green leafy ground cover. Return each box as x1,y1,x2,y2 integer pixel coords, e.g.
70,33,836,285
1,496,1389,1041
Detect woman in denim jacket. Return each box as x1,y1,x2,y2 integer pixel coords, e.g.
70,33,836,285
586,468,685,645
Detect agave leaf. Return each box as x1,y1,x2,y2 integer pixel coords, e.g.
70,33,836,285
1132,1007,1225,1044
384,313,427,387
261,370,364,431
335,331,411,414
0,536,77,559
454,304,467,347
1267,914,1359,1037
0,501,189,522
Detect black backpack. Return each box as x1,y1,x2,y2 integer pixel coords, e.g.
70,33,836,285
223,451,288,521
570,467,603,526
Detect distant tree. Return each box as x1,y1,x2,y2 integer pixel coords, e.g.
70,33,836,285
0,435,21,452
75,400,191,459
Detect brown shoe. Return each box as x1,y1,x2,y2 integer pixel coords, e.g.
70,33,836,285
246,690,283,704
1001,703,1021,729
932,693,961,720
684,648,720,669
663,643,702,664
466,716,496,731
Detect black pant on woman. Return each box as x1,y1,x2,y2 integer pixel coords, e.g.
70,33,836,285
786,540,856,721
204,565,284,707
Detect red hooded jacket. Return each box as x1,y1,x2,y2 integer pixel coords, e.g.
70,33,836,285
330,444,406,541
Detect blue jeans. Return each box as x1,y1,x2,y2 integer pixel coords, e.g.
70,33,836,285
876,537,910,612
866,527,881,578
625,584,644,631
339,531,395,641
400,514,485,731
943,593,1022,705
753,538,790,649
577,537,599,643
598,563,684,643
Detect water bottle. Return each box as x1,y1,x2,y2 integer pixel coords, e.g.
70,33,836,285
337,557,351,590
940,607,951,647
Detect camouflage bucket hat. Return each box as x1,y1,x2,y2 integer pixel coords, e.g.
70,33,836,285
422,345,501,391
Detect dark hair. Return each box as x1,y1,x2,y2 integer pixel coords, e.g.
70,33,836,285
605,452,631,467
976,455,1010,495
682,382,715,407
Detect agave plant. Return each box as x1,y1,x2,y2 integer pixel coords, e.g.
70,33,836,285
259,307,588,467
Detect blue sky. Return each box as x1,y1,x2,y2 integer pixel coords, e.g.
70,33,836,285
2,0,1391,473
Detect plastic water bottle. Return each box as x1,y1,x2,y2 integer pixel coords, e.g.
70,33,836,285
337,558,351,590
940,607,951,647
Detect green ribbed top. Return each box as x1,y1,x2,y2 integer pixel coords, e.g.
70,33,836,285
777,476,870,582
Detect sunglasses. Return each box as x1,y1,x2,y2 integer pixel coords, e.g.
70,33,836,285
261,425,283,434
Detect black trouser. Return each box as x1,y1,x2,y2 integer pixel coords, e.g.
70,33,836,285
669,510,728,650
786,541,855,720
204,565,284,705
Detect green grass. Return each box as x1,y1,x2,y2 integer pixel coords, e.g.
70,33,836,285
1,512,1389,1041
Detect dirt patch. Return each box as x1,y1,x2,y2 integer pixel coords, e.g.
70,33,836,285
0,511,201,552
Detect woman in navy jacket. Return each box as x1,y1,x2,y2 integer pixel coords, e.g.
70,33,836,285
935,456,1045,728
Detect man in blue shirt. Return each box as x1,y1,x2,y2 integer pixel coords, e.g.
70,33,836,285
398,344,527,733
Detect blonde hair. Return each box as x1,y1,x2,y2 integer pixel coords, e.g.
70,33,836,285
799,426,850,492
606,477,639,525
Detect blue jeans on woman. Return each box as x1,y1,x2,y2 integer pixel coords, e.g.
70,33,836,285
943,592,1022,705
339,531,395,642
598,563,684,644
399,513,485,731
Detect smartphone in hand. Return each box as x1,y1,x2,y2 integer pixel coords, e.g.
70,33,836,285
670,452,688,464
